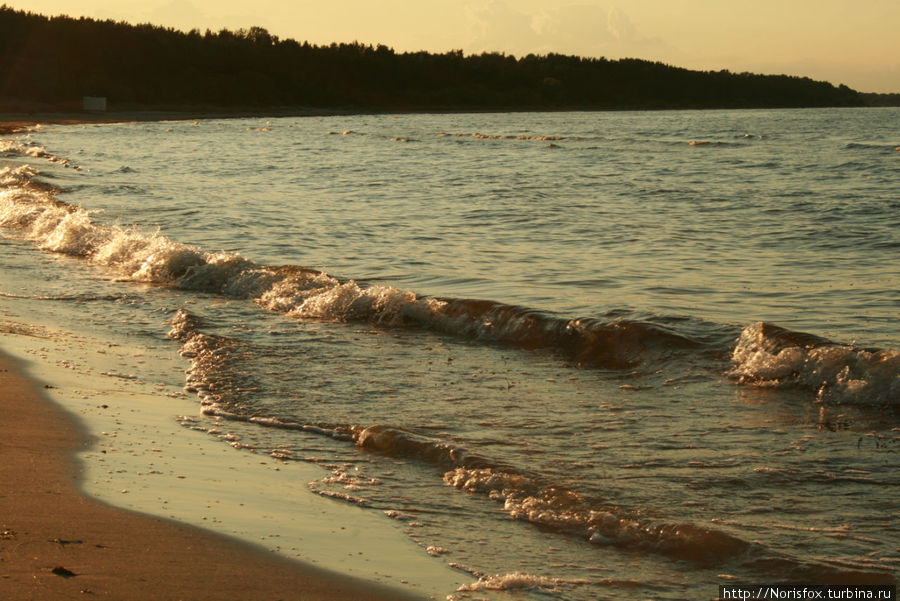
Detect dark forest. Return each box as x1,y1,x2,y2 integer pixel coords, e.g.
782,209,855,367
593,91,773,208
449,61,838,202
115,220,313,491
0,5,868,113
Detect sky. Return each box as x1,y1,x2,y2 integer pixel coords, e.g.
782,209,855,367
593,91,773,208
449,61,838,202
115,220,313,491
9,0,900,93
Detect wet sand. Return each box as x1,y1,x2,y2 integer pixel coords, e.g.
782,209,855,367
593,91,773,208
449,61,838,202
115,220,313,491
0,351,425,601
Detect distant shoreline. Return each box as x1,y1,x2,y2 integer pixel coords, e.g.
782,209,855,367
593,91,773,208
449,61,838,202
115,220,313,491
0,108,335,135
3,102,899,136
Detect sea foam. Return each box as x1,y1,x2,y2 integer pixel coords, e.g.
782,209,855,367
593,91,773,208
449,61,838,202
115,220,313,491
443,465,749,563
2,163,711,373
729,322,899,404
4,160,898,405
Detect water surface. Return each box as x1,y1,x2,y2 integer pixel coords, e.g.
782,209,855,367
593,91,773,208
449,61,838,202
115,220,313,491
2,108,898,600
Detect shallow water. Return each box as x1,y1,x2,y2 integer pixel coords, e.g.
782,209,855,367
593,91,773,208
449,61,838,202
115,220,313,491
2,108,898,599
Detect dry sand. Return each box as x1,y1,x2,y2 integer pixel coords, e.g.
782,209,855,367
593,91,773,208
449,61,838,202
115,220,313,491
0,352,428,601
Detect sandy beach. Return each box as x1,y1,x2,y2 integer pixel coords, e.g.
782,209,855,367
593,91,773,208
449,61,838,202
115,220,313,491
0,351,430,601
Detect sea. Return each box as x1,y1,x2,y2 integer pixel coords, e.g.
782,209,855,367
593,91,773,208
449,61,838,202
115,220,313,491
1,108,898,600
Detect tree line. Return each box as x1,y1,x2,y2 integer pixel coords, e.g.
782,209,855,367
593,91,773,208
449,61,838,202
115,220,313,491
0,5,867,113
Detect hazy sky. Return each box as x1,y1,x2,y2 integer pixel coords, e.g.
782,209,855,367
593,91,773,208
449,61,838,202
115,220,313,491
10,0,900,92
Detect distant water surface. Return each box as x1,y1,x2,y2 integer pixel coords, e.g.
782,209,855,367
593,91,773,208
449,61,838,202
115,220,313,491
1,108,898,600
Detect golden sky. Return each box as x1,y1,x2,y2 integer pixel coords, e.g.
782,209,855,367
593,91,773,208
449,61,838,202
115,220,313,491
10,0,900,92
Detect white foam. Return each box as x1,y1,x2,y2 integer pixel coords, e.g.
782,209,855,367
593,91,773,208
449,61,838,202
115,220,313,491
1,139,77,167
2,165,674,372
456,571,564,592
3,166,445,329
443,466,749,562
729,322,899,403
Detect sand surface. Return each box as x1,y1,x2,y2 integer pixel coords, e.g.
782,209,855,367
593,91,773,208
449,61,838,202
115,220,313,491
0,351,432,600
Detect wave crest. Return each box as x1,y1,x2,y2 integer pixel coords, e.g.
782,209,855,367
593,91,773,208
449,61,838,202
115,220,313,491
1,140,77,168
728,322,899,404
455,571,567,593
443,466,749,563
2,165,711,371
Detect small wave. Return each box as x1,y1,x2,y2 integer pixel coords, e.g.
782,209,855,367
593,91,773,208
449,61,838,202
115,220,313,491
844,142,899,153
166,307,893,582
728,322,899,404
0,163,41,187
0,139,78,168
0,320,52,338
6,165,894,401
443,466,749,564
2,165,711,372
0,291,131,303
443,463,894,583
438,131,582,142
167,308,354,442
688,140,749,148
353,424,503,470
166,307,748,565
455,571,569,593
168,311,247,410
166,305,753,565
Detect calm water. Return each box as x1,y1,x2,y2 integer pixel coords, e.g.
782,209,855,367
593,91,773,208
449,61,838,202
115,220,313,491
2,108,898,600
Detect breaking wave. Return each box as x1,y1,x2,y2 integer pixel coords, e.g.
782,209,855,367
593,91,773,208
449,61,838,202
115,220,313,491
442,465,751,564
1,156,896,403
439,131,581,141
165,309,893,580
168,305,754,564
1,163,723,372
454,571,573,594
728,322,899,404
1,139,78,168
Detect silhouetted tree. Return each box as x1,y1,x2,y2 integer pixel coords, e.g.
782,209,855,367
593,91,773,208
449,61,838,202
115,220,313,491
0,5,865,112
